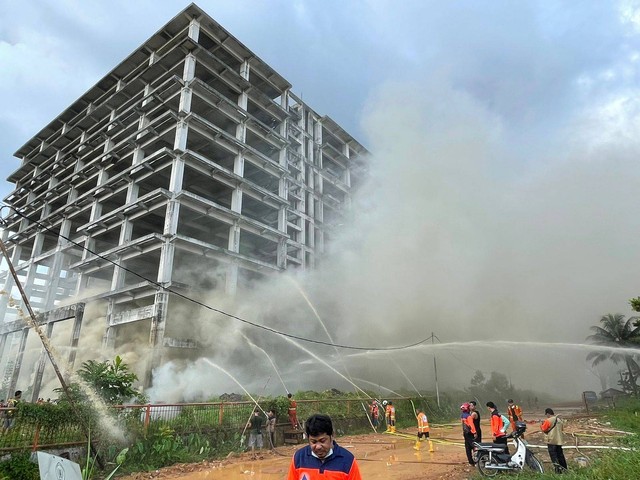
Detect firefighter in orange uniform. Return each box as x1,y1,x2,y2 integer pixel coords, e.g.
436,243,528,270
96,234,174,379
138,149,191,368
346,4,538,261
370,400,379,428
384,401,396,433
288,393,298,429
414,409,433,452
506,399,523,431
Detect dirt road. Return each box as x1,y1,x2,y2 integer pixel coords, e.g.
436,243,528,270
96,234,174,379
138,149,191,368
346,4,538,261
118,408,615,480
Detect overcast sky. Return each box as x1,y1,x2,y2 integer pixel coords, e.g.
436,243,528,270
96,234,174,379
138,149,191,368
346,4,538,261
3,1,640,399
2,1,639,196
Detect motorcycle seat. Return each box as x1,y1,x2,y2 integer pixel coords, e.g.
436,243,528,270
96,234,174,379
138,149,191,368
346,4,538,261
475,442,508,449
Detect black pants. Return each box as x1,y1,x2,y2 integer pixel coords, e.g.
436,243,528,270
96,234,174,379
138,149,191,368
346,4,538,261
463,433,476,465
547,444,567,472
494,436,509,454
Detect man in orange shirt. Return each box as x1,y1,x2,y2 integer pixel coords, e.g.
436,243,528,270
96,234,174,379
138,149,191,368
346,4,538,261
486,401,508,453
287,414,362,480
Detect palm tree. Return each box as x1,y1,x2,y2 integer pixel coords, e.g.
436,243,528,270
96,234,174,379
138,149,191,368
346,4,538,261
586,314,640,396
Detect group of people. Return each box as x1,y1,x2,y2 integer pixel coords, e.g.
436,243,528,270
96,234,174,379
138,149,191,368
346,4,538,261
262,394,567,478
460,398,567,473
245,408,277,455
244,392,300,456
368,399,396,432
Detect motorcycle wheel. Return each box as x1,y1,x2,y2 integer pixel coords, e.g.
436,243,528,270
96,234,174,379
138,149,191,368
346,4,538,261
525,452,544,473
476,453,499,477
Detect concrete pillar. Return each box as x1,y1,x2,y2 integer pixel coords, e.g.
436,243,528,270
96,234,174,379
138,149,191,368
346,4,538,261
8,329,28,397
0,240,21,319
23,233,45,299
111,220,133,291
43,218,72,309
238,91,248,111
174,120,189,152
231,148,244,240
240,60,250,81
68,304,85,368
103,300,116,352
146,291,169,387
183,53,197,82
188,18,200,42
178,87,193,115
228,222,240,252
277,239,287,269
31,322,54,402
225,264,238,295
0,335,7,365
168,156,185,194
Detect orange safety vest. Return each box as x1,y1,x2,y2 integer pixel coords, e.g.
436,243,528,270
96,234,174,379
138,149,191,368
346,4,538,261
289,399,297,412
507,404,523,422
386,405,395,420
417,412,430,433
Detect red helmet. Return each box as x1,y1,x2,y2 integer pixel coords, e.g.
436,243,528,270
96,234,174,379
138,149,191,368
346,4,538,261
460,402,470,412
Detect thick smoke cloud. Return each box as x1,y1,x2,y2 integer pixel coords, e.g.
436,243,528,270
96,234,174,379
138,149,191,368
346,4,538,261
3,1,640,402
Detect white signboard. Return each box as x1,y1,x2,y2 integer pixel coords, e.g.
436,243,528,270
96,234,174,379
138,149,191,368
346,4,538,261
37,451,82,480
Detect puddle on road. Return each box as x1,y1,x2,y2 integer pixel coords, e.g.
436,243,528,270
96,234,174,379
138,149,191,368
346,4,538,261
155,439,452,479
168,457,288,479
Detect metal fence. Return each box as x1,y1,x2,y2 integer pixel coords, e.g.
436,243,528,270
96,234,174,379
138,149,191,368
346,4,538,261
0,397,418,453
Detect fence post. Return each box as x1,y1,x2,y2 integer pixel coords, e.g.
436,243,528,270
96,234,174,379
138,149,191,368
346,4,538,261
32,425,41,452
144,404,151,434
347,401,350,415
218,403,224,425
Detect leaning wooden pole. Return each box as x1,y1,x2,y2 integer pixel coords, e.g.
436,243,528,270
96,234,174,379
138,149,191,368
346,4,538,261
0,238,104,468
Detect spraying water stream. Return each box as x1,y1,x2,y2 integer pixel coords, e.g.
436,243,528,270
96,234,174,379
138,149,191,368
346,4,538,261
286,276,356,383
346,340,640,358
201,358,267,415
240,332,288,393
279,335,371,398
391,357,423,397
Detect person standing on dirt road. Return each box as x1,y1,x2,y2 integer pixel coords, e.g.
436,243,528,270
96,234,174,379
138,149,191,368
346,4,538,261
247,410,264,456
414,408,432,451
287,413,362,480
469,400,482,442
385,401,396,433
460,403,478,465
541,408,567,473
370,400,379,428
288,393,298,429
486,401,508,453
506,399,523,431
266,409,276,448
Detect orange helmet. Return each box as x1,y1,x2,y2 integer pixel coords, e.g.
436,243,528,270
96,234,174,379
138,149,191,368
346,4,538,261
460,402,471,412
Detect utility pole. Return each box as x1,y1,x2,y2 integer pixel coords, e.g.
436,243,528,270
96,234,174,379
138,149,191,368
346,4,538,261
432,332,440,407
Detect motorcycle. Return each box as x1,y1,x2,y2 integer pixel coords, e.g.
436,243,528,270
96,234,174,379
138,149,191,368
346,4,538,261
473,421,544,476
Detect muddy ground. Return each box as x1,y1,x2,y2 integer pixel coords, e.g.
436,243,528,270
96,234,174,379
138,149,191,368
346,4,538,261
117,407,624,480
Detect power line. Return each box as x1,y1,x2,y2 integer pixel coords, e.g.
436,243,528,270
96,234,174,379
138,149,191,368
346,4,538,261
0,204,430,351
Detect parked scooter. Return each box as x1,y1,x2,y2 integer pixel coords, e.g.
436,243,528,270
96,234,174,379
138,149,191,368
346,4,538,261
473,421,543,476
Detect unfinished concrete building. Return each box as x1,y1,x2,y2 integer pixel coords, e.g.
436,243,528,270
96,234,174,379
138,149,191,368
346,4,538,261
0,3,368,400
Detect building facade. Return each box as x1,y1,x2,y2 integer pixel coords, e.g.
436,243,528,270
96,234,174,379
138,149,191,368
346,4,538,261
0,4,367,400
